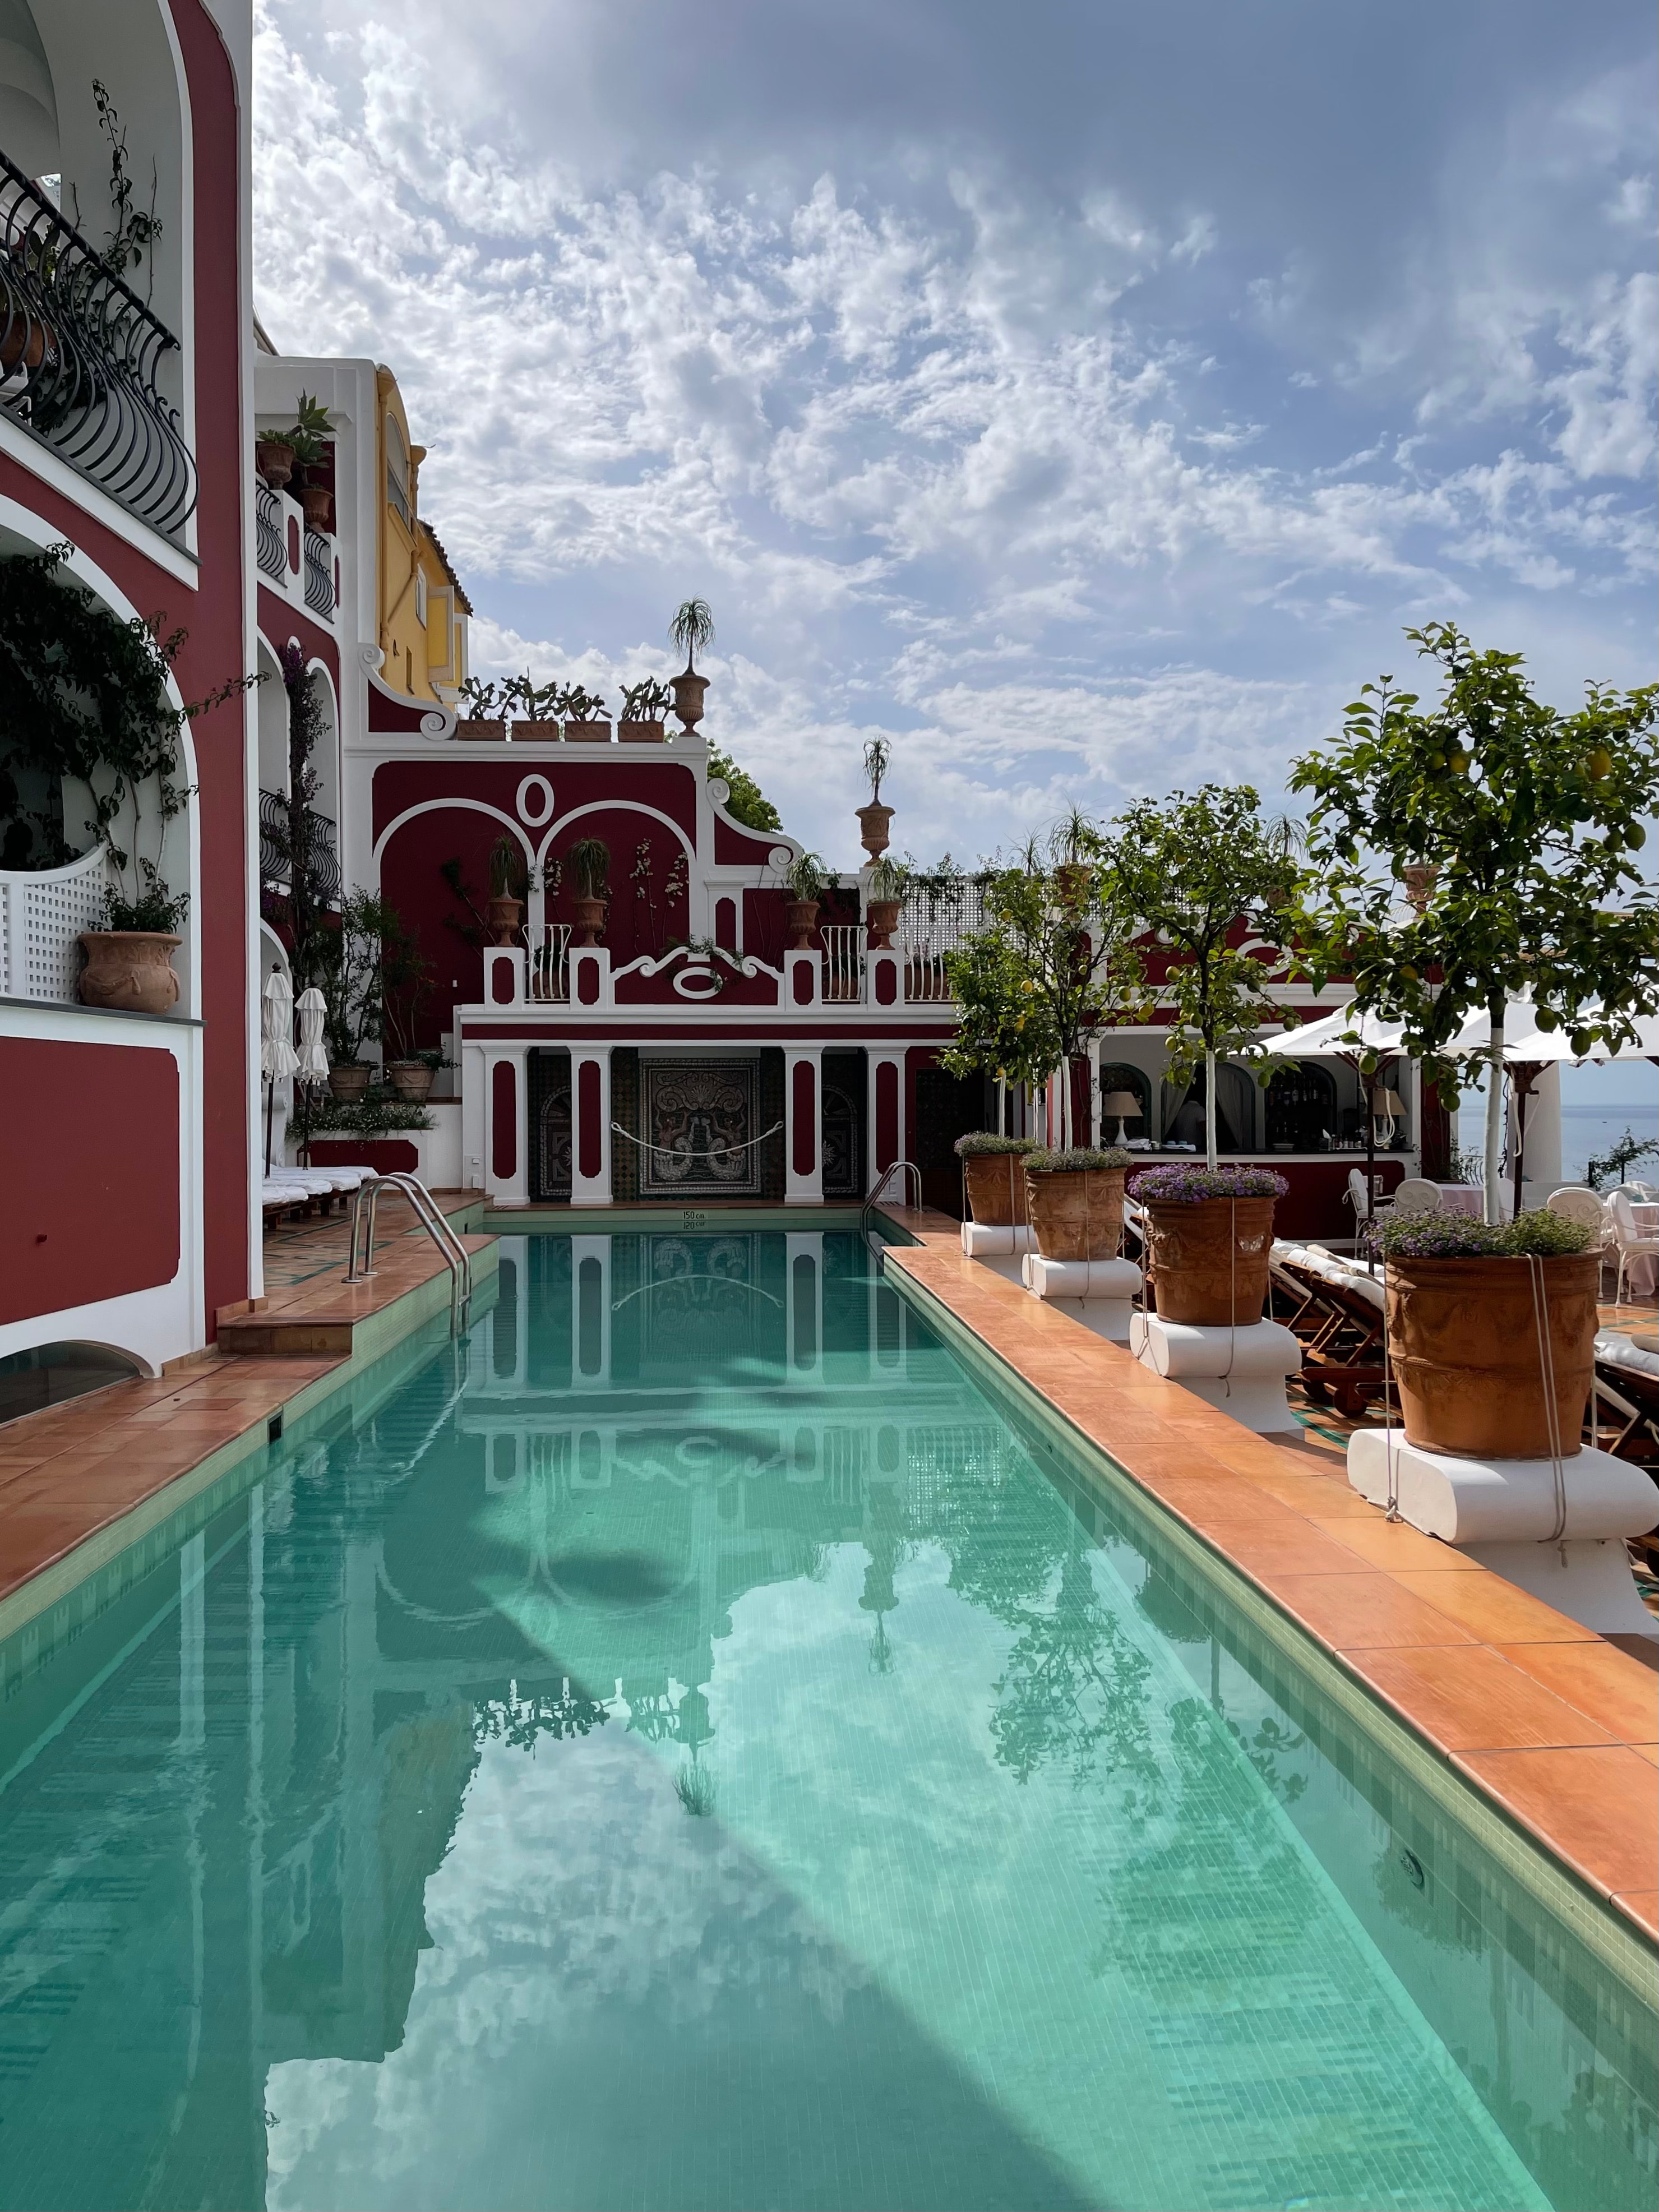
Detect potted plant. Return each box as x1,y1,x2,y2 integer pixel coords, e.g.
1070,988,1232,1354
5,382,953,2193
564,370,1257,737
567,836,611,944
256,430,295,488
619,677,672,742
668,599,714,731
1130,1163,1289,1324
380,910,437,1098
456,676,508,741
315,890,418,1098
954,1132,1038,1225
858,737,894,859
286,393,334,531
782,850,827,948
1374,1209,1601,1458
865,852,908,946
329,1061,371,1103
1024,1146,1133,1259
502,672,563,734
557,683,612,741
486,833,528,945
78,862,187,1015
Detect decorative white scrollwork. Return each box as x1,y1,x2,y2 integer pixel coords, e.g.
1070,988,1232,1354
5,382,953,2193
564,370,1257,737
708,778,730,805
516,774,556,828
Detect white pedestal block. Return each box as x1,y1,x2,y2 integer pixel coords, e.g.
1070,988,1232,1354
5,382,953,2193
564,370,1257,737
961,1222,1036,1257
1346,1430,1658,1637
1130,1314,1302,1433
1020,1254,1142,1342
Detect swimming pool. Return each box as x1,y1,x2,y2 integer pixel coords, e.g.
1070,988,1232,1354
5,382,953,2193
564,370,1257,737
0,1229,1652,2211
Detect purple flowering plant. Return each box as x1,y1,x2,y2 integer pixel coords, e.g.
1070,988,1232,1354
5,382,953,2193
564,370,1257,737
1130,1163,1288,1203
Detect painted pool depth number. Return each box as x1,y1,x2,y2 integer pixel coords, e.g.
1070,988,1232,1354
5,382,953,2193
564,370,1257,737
681,1210,708,1229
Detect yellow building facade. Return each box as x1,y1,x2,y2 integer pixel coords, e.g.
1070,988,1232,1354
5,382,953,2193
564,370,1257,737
375,368,472,706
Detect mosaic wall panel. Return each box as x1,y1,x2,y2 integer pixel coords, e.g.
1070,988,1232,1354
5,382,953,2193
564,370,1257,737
640,1058,763,1198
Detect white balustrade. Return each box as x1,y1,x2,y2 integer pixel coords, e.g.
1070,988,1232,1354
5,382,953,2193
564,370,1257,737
0,846,107,1003
820,925,865,1003
528,923,572,1002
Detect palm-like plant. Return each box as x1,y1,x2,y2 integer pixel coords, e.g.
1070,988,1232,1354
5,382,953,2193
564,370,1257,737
783,850,828,904
864,737,891,803
669,598,715,672
567,836,611,900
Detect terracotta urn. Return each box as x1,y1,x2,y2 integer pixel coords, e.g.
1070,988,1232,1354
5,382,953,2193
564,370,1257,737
1027,1166,1125,1261
77,931,181,1017
1,315,47,373
856,802,894,860
486,894,524,947
963,1152,1031,1227
328,1064,371,1102
572,895,607,946
456,718,508,743
866,898,902,948
1383,1252,1598,1458
671,671,709,732
618,719,666,744
565,720,612,743
256,438,295,488
1143,1196,1276,1324
385,1060,435,1103
297,482,332,533
785,898,820,950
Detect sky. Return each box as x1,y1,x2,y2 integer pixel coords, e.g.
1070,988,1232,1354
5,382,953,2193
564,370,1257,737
250,0,1657,872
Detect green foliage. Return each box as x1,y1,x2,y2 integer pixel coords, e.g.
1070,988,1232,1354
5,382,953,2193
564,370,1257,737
284,391,332,469
620,677,672,719
296,1088,433,1138
863,736,891,802
1377,1207,1598,1260
0,543,253,904
1025,1147,1131,1172
669,598,715,669
953,1132,1037,1157
1586,1129,1659,1193
1130,1163,1288,1202
867,853,909,902
566,836,611,898
707,745,782,832
488,833,528,900
100,858,187,932
458,676,506,719
1107,783,1300,1087
311,890,423,1067
91,80,161,283
782,849,828,903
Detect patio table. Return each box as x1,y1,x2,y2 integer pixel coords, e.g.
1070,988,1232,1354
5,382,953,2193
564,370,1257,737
1432,1183,1513,1220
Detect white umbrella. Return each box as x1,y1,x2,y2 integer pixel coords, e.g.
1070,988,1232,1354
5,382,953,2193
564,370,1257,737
261,969,298,1175
1449,1004,1659,1064
1251,1005,1411,1057
294,986,329,1083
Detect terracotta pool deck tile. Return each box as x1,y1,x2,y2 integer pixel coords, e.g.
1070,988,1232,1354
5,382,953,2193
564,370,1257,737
1390,1569,1601,1647
1453,1747,1659,1901
1495,1642,1659,1744
1203,1523,1379,1579
1252,1571,1481,1650
1611,1892,1659,1938
1308,1516,1480,1574
1345,1645,1619,1752
1631,1744,1659,1766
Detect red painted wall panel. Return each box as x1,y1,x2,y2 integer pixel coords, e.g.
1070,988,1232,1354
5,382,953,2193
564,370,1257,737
791,1060,816,1177
875,1061,898,1174
0,1041,179,1323
491,1060,517,1181
577,1060,602,1180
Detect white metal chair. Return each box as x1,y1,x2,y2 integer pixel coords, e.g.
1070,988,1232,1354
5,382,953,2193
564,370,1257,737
1346,1167,1392,1223
1546,1187,1610,1235
1606,1190,1659,1306
1390,1178,1441,1216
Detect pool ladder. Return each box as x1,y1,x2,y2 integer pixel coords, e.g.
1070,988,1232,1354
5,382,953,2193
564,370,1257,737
344,1172,473,1335
859,1158,922,1275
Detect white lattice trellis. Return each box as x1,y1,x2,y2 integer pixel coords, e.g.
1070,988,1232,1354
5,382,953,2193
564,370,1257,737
0,847,108,1003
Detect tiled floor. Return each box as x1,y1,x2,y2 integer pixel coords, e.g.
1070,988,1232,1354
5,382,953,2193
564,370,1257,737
880,1208,1659,1943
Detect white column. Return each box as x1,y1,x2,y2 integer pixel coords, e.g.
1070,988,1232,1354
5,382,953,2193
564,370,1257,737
1521,1063,1563,1199
483,1045,529,1205
571,1045,613,1204
785,1045,824,1204
785,1231,824,1380
571,1234,613,1382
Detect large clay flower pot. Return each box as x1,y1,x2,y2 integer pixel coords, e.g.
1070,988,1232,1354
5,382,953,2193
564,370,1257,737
785,899,820,950
329,1064,371,1102
1143,1196,1276,1324
572,895,607,946
1027,1167,1125,1260
963,1153,1030,1227
856,802,894,860
618,719,666,744
1,315,47,373
1384,1253,1599,1458
77,931,181,1017
297,482,332,532
486,894,523,947
256,438,295,488
385,1060,435,1103
866,899,902,948
671,672,708,731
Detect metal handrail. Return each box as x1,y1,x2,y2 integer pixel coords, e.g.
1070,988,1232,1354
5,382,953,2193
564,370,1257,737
859,1157,923,1274
303,525,334,614
344,1172,472,1334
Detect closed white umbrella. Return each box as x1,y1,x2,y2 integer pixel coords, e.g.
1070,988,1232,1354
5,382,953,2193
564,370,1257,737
261,970,298,1174
294,986,329,1082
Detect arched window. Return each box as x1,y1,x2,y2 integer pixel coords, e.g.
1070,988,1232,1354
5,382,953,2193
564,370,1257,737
386,414,410,525
1097,1062,1150,1142
1,1341,141,1427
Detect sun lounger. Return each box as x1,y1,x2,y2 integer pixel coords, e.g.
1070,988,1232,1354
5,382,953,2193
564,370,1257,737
1270,1241,1388,1417
1593,1332,1659,1467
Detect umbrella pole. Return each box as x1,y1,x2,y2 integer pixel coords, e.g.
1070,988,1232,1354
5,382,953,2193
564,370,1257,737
264,1077,275,1176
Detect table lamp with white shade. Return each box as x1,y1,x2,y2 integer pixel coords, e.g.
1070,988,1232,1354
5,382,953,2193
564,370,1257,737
1370,1086,1405,1147
1101,1089,1141,1146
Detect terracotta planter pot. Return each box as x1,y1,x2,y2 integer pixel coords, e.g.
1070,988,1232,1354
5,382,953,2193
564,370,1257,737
297,483,332,532
856,802,894,860
963,1152,1030,1227
385,1061,436,1103
77,932,181,1017
1383,1252,1599,1458
328,1064,371,1102
565,719,612,743
785,899,820,950
486,894,524,947
1027,1167,1125,1261
456,718,508,743
1,315,47,372
256,439,295,488
866,898,902,948
618,719,666,744
572,895,607,946
671,671,708,731
1143,1195,1276,1324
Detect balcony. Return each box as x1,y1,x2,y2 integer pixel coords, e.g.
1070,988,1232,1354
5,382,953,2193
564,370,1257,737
258,791,341,909
303,526,335,615
0,150,196,542
255,479,284,578
0,846,107,1004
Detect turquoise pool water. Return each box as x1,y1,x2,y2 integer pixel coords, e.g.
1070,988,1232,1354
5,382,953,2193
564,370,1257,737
0,1229,1652,2211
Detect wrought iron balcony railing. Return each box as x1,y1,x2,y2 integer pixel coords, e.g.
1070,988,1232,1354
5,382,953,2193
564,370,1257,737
255,478,285,578
303,526,334,615
258,789,341,909
0,148,196,541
